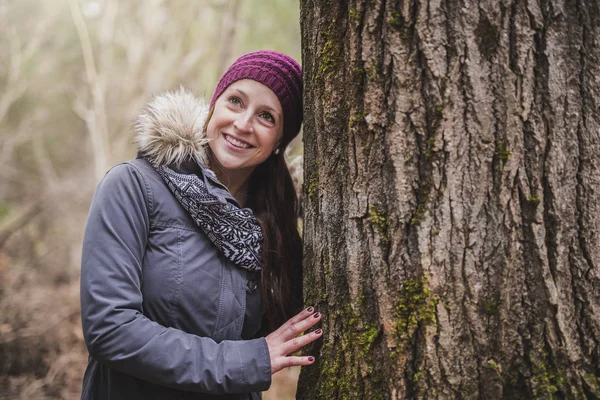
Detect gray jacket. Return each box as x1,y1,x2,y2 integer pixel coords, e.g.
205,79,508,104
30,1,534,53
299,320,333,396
80,90,272,399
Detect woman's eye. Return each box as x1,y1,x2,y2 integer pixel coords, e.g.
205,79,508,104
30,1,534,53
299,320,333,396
260,112,275,123
228,96,241,105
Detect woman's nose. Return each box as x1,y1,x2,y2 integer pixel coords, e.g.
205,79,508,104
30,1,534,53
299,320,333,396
233,112,253,133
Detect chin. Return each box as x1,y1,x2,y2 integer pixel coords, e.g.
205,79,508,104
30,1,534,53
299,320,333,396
213,153,250,172
220,161,247,172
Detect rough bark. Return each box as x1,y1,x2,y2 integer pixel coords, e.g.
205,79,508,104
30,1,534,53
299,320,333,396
297,0,600,399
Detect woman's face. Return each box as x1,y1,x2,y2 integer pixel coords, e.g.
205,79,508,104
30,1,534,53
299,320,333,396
207,79,284,175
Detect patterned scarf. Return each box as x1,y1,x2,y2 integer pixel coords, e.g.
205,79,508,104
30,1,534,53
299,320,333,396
148,159,263,272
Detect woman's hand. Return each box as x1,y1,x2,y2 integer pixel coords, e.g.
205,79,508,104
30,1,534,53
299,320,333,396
265,307,323,374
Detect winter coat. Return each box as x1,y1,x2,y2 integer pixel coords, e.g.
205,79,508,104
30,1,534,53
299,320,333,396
80,90,272,400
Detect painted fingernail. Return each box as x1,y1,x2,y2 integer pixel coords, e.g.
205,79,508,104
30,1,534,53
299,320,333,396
315,329,322,335
313,312,321,318
306,306,314,313
308,356,315,362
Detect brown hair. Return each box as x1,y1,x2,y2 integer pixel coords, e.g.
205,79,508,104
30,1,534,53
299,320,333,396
203,108,303,331
247,152,303,330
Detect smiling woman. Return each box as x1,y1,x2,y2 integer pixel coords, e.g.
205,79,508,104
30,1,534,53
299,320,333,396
207,79,284,189
79,51,318,400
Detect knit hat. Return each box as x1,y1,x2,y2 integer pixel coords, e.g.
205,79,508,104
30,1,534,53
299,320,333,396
210,50,303,147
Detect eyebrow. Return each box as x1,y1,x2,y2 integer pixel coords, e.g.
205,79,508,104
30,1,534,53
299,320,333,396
230,88,281,117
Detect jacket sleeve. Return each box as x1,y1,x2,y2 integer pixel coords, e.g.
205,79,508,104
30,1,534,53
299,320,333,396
80,163,272,394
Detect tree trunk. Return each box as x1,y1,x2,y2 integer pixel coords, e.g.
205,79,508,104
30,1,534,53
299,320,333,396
297,0,600,399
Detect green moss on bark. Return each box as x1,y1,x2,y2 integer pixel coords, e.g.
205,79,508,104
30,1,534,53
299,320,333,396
392,277,437,356
317,304,386,399
527,195,541,206
349,111,367,127
317,30,342,81
486,359,502,376
482,296,501,316
496,141,511,166
531,354,566,399
410,194,430,225
349,7,359,24
307,171,318,201
424,136,436,160
388,12,404,29
357,324,381,356
369,206,390,243
366,63,382,82
318,342,360,398
582,373,600,396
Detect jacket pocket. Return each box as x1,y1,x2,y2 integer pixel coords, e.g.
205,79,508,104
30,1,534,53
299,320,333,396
213,258,245,342
141,225,186,328
172,227,224,336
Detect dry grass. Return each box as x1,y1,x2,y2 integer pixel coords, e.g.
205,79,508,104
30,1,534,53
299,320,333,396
0,276,87,399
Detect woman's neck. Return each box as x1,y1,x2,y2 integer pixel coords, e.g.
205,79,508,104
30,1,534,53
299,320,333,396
207,151,257,207
213,166,254,208
226,176,250,207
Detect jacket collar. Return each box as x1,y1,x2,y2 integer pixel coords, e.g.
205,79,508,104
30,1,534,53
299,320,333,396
135,87,210,168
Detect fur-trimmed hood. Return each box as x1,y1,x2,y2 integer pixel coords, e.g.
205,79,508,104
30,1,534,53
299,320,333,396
135,87,210,167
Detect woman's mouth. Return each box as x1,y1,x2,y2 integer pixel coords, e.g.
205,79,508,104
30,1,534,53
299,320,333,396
224,134,252,149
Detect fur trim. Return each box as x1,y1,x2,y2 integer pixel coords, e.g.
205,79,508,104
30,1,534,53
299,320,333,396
135,87,210,167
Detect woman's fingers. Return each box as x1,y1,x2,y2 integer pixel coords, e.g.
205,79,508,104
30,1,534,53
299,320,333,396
280,328,322,356
275,356,316,370
281,307,316,330
282,311,322,341
269,307,321,342
284,306,316,327
266,307,324,374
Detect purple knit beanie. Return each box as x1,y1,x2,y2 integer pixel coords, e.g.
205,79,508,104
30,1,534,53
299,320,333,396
210,50,303,147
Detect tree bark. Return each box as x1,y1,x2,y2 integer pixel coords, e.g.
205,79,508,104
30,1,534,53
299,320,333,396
298,0,600,399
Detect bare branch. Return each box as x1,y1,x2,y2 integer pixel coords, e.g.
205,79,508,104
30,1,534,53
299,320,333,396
69,0,110,182
216,0,243,74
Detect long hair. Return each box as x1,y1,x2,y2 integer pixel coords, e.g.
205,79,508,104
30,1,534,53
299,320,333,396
247,152,303,330
203,108,303,331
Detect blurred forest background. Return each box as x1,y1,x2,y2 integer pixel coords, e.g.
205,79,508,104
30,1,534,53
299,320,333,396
0,0,302,398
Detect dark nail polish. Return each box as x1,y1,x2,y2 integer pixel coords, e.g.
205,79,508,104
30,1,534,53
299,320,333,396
306,306,314,313
315,329,322,335
308,356,315,362
313,312,320,318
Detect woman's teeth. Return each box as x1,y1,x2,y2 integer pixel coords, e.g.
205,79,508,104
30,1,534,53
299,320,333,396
225,134,251,149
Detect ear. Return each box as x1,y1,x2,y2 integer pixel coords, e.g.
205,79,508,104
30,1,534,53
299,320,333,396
273,136,283,152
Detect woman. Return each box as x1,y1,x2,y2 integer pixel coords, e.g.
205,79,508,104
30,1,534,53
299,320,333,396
80,51,321,400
